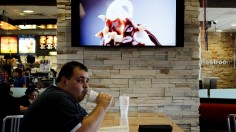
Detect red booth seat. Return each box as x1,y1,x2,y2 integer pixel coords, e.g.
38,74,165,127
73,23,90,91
199,103,236,131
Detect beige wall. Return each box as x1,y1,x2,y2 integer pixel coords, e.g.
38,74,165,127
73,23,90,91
56,0,200,131
201,32,236,88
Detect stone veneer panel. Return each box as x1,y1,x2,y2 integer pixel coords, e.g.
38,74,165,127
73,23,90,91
56,0,200,131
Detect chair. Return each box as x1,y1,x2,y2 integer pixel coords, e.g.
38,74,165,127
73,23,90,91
227,114,236,132
209,79,217,89
2,115,23,132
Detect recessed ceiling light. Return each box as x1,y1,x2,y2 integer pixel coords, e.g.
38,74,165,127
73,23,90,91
231,24,236,27
0,21,18,30
23,10,34,13
17,25,37,29
213,20,218,24
49,51,57,56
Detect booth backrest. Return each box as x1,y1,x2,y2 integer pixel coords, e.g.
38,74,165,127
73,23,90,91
200,103,236,122
199,103,236,131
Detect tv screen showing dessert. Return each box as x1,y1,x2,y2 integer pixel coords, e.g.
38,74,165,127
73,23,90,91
19,35,36,54
39,35,57,50
72,0,184,47
0,36,18,53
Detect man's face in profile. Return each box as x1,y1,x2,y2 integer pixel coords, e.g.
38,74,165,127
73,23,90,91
65,68,89,102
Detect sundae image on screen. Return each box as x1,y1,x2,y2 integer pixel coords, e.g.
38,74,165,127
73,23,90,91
80,0,176,46
95,0,161,46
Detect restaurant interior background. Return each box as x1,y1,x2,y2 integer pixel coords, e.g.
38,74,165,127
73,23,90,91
199,0,236,89
0,0,58,71
1,0,236,131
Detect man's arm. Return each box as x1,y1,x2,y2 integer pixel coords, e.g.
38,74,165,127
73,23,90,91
76,93,112,132
22,76,27,88
22,83,27,88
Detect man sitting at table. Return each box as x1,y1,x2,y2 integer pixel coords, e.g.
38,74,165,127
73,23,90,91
20,61,113,132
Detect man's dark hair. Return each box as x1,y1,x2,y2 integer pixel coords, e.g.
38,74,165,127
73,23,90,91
25,68,31,72
25,85,39,96
14,68,23,76
56,61,88,83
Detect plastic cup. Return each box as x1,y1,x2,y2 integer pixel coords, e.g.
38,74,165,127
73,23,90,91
120,118,129,126
87,89,99,104
119,95,129,119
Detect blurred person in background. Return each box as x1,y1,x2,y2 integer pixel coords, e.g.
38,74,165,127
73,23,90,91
24,68,32,87
3,58,13,79
18,85,39,113
0,82,20,130
13,68,27,87
0,69,6,84
24,68,31,76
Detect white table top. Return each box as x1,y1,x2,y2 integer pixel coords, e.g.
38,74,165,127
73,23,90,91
11,87,27,98
11,87,46,97
199,89,236,99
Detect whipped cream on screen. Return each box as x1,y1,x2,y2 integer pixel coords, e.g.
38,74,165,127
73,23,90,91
95,0,161,46
106,0,133,21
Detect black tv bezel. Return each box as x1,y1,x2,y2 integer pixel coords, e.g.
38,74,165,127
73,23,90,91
71,0,184,47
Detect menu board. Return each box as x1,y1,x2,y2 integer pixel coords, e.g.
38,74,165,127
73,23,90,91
0,36,18,53
39,35,57,50
19,35,36,53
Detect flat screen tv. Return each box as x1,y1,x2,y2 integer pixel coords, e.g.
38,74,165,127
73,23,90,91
72,0,184,47
0,36,18,54
19,35,36,54
39,35,57,50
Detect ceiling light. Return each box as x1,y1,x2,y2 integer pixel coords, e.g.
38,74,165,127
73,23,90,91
23,10,34,13
47,24,54,29
231,24,236,27
37,25,46,28
37,24,57,29
213,20,218,24
216,30,222,32
0,21,18,30
16,25,37,29
49,51,57,56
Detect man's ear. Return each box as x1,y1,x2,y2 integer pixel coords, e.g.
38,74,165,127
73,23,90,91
60,76,67,88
